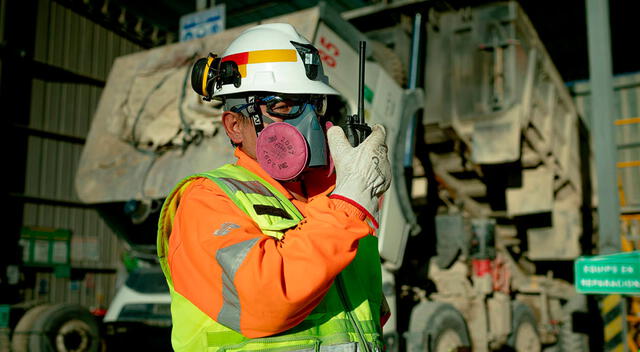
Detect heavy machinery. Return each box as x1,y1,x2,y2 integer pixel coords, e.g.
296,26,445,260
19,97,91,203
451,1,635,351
68,2,596,351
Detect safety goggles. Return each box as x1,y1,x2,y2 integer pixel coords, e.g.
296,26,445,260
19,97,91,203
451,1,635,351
231,94,327,119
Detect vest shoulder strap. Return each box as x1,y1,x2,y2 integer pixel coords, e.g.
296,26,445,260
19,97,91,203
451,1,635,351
197,164,304,233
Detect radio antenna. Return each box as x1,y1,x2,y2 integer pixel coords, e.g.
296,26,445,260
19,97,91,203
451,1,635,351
357,41,366,125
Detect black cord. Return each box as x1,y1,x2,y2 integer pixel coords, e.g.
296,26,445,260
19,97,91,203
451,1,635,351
130,69,178,153
130,53,199,154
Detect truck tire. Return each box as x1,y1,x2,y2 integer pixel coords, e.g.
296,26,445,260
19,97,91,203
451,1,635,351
27,303,101,352
557,294,589,352
11,304,51,352
507,301,541,352
408,301,471,352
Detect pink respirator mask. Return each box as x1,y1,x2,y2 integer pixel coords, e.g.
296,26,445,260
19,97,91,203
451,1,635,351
232,95,331,181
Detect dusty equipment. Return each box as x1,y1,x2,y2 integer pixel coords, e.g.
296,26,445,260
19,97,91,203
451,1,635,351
71,2,595,351
399,3,592,352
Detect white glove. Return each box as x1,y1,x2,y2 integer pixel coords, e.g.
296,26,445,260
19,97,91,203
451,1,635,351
327,124,392,220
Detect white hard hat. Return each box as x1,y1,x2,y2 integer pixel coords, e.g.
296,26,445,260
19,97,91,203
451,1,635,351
213,23,340,97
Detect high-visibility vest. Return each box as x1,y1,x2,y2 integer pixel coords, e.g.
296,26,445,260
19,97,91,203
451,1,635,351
157,164,384,352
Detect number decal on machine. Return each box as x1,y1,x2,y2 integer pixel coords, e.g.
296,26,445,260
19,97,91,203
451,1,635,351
318,36,339,68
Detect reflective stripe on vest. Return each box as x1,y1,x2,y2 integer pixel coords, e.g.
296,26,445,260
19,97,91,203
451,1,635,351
207,165,302,240
157,164,383,352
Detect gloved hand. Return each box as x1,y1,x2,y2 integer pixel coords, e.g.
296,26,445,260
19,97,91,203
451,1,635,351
327,124,392,221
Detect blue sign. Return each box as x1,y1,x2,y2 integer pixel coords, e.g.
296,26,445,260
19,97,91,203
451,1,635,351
179,4,226,42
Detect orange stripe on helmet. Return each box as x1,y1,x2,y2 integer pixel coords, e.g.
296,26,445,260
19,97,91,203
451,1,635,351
222,49,298,78
238,65,247,78
247,49,297,64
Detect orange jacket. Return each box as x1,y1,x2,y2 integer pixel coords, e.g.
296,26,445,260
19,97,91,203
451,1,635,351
167,148,373,338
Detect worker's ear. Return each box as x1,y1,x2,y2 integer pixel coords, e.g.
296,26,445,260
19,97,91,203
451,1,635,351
222,111,245,145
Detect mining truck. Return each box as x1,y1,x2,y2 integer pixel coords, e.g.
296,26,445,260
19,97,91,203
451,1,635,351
67,2,595,351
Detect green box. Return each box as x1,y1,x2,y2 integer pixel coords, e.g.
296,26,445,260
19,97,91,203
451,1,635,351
20,227,71,266
574,251,640,294
0,305,9,328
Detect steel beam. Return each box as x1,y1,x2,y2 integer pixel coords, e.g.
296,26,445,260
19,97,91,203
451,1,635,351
586,1,628,352
586,0,621,254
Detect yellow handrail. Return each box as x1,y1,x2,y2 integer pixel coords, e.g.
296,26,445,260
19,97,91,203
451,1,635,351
614,115,640,351
617,160,640,168
614,117,640,126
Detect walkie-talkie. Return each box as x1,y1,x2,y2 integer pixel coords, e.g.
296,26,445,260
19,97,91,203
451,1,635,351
344,41,371,147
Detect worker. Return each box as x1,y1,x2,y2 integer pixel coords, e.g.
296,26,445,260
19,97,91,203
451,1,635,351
157,23,391,352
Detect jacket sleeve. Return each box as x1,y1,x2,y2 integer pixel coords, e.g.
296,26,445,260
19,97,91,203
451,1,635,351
168,178,372,338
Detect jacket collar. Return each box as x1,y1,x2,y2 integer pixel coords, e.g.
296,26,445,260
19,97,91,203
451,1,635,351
234,148,296,200
233,148,335,202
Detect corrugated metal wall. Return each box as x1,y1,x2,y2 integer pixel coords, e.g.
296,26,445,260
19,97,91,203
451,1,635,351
20,0,143,308
571,72,640,212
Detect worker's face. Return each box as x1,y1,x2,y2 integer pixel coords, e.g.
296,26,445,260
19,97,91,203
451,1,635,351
224,97,331,181
221,104,284,159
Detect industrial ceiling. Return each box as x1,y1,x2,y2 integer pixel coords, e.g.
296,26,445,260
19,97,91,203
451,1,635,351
55,0,640,82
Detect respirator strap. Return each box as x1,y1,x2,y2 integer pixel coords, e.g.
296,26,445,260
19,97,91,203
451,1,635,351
245,96,264,135
228,95,266,135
